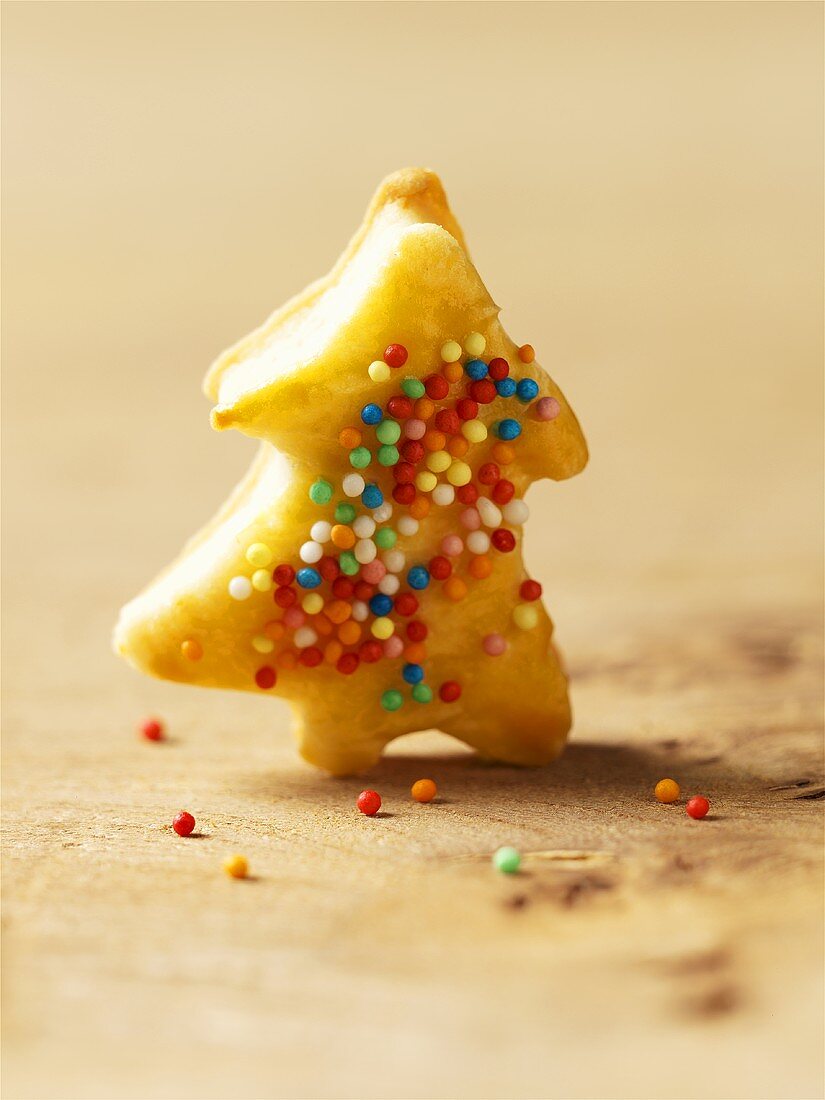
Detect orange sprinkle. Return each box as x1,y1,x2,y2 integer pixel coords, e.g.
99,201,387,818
414,396,435,421
448,435,469,458
324,599,352,624
518,344,535,363
331,524,356,550
444,576,468,601
277,650,297,670
469,555,493,579
313,615,333,636
338,426,362,449
264,620,285,640
492,442,515,465
180,639,202,661
324,640,343,665
338,621,361,646
409,495,431,520
443,362,463,383
423,429,447,452
405,642,427,664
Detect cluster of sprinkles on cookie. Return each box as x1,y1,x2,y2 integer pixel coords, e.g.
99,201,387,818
191,332,558,712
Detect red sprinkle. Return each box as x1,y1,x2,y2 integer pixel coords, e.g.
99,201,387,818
491,479,515,505
299,647,323,668
456,397,479,421
686,796,710,820
488,357,510,380
354,581,374,601
394,593,419,617
456,483,479,505
273,564,295,586
387,395,413,419
393,483,416,505
491,529,516,553
384,344,408,369
407,620,428,642
357,789,382,816
469,379,497,404
172,811,195,837
429,555,452,580
255,666,277,690
401,440,425,464
478,462,500,485
439,681,462,703
332,577,355,599
319,556,340,582
434,409,460,435
359,640,383,663
274,586,297,608
393,461,416,484
336,653,360,675
424,374,449,399
139,717,164,742
520,579,543,601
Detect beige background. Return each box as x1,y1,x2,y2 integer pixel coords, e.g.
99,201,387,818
2,4,823,1099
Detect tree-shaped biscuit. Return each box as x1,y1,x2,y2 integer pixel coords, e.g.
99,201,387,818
114,168,588,775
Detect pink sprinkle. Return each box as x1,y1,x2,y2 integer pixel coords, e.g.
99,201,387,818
441,534,464,557
482,633,508,657
382,635,404,659
535,396,561,422
404,418,427,440
460,507,481,531
283,607,305,629
360,560,387,584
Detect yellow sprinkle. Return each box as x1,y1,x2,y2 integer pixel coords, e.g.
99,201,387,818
252,635,275,653
181,639,202,661
446,460,472,486
513,603,540,630
371,617,395,640
464,331,486,357
415,470,437,493
440,340,462,363
246,542,273,568
368,360,391,383
302,592,324,615
223,854,248,879
251,569,272,592
426,450,451,473
461,419,487,443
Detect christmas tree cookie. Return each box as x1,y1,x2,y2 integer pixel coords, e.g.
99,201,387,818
114,168,588,775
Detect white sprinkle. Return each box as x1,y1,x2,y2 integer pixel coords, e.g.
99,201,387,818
310,520,332,543
397,515,419,537
299,540,324,564
342,473,365,498
228,576,252,600
378,573,400,595
354,538,377,564
351,600,369,622
503,500,530,525
373,502,393,523
466,531,491,555
432,484,455,507
383,549,406,574
477,497,503,528
353,515,376,538
294,627,318,649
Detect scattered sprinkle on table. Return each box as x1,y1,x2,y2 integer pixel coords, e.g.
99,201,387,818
223,854,249,879
492,846,522,874
172,811,195,837
411,778,437,803
357,789,382,816
655,778,681,803
686,796,710,819
139,717,165,742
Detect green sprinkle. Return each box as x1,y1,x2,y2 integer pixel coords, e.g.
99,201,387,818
309,479,333,505
381,689,404,712
334,501,357,524
401,378,425,399
492,846,521,875
376,419,401,445
339,550,359,575
374,527,396,549
377,444,400,467
349,447,372,469
411,683,432,703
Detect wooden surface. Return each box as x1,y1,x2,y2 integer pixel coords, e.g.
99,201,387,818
3,4,823,1098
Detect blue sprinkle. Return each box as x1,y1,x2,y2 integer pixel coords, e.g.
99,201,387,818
496,377,517,398
360,403,383,425
407,565,430,590
465,359,489,380
296,567,322,589
369,593,394,617
497,418,522,441
516,378,539,403
361,483,383,509
402,662,425,685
